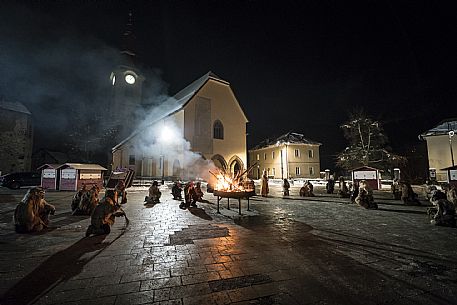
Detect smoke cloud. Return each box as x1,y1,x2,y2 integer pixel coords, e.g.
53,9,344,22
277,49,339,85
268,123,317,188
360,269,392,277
1,3,217,180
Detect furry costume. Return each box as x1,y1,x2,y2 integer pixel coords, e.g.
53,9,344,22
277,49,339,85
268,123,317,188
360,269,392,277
86,191,124,236
72,185,99,216
14,187,55,233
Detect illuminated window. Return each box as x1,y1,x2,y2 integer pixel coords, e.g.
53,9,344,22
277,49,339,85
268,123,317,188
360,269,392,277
309,167,314,175
294,149,300,158
129,155,135,165
213,120,224,139
256,154,260,161
295,167,300,175
267,168,270,175
308,149,314,158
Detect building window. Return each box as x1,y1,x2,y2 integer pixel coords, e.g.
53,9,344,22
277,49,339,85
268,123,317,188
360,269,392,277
309,166,314,175
213,120,224,139
129,155,135,165
272,151,275,159
264,153,267,160
308,149,314,158
256,154,260,161
295,167,300,175
294,149,300,158
272,168,275,176
267,168,270,176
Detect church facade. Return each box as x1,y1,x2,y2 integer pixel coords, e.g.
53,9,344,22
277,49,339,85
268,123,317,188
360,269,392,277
111,72,248,179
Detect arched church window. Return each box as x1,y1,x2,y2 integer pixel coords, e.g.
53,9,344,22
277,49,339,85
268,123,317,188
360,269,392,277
213,120,224,139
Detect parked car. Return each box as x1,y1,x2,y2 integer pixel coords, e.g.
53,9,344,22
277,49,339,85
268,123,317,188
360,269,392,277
0,172,41,189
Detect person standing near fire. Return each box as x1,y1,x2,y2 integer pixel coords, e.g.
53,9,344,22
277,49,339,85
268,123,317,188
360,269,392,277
261,170,269,197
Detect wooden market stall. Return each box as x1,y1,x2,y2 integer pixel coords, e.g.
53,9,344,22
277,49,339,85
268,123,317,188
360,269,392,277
38,163,61,190
351,166,381,190
57,163,107,191
441,165,457,187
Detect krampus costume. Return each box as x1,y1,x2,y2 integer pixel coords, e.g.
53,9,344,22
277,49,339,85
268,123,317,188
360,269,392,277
355,180,377,209
282,179,290,196
300,181,315,197
391,179,401,200
115,180,127,205
326,176,335,194
86,190,125,236
338,177,350,198
427,190,456,227
195,182,204,202
14,187,56,233
180,182,198,209
72,185,100,215
260,170,269,197
443,183,457,207
145,181,161,204
400,182,420,205
172,182,183,200
71,184,88,212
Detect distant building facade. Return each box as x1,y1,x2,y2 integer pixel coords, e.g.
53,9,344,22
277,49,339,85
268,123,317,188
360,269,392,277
0,98,33,174
420,119,457,182
112,72,248,179
249,132,321,180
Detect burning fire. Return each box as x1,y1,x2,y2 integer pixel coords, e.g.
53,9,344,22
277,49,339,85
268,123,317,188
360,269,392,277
209,164,256,192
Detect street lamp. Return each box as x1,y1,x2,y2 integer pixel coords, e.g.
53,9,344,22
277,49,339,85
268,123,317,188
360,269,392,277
449,130,455,167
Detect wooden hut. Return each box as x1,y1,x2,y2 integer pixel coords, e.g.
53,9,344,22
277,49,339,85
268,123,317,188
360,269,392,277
351,166,381,190
57,163,107,191
441,165,457,187
38,163,61,190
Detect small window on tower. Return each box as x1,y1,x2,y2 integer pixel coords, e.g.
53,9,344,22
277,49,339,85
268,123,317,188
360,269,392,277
129,155,135,165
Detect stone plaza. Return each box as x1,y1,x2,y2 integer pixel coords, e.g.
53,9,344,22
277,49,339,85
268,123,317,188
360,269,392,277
1,184,457,305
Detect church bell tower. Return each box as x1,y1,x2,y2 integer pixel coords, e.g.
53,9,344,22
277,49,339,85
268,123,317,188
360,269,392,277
109,12,145,138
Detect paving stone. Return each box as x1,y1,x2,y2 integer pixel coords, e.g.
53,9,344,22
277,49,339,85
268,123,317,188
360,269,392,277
181,271,221,285
114,290,154,305
208,274,272,293
140,277,182,291
2,187,457,305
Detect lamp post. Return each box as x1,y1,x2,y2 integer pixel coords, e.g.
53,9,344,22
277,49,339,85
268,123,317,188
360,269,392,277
449,130,455,167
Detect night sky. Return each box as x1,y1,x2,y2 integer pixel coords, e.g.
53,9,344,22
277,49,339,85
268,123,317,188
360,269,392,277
1,1,456,169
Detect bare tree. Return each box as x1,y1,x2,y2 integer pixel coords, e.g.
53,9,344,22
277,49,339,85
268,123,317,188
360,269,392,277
337,110,405,171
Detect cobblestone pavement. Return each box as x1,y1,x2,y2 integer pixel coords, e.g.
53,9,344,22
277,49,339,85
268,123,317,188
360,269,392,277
1,184,457,305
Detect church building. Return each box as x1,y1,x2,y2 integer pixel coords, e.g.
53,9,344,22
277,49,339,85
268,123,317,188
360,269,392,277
111,72,248,180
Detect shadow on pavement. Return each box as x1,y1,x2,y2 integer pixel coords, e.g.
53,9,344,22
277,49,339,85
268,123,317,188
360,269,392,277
188,207,213,220
317,229,456,265
377,207,426,215
0,235,109,305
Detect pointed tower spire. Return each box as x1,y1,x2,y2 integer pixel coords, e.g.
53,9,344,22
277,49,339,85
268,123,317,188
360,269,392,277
121,10,136,57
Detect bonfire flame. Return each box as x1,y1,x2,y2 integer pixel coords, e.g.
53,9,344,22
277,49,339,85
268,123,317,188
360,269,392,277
209,163,257,192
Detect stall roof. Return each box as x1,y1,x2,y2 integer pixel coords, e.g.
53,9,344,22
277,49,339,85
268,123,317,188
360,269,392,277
37,163,62,170
441,165,457,171
57,163,107,170
419,119,457,138
351,166,381,171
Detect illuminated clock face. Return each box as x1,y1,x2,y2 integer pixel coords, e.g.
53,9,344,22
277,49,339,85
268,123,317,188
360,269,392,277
125,74,136,84
112,75,116,85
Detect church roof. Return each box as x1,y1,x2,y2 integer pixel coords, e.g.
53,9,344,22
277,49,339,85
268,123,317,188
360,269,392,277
419,118,457,138
0,97,31,115
250,132,321,150
113,71,236,151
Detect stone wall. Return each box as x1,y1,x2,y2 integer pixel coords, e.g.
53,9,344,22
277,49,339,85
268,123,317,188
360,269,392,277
0,109,33,174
